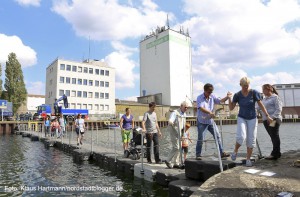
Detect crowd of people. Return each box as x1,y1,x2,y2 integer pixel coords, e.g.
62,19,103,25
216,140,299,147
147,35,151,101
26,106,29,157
42,76,283,167
119,76,283,168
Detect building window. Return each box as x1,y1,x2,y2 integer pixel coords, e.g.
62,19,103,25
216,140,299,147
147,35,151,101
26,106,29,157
59,89,64,96
95,69,99,75
77,103,81,109
105,105,109,111
95,92,99,98
88,104,92,110
105,93,109,99
60,64,65,70
78,66,82,73
84,67,88,73
100,93,104,99
88,92,93,98
105,82,109,87
78,79,82,85
66,77,70,84
285,85,291,88
83,104,87,109
100,104,104,111
100,69,104,75
65,90,70,96
72,78,76,84
95,80,99,86
60,77,64,83
83,91,87,98
100,81,104,87
71,103,76,109
89,68,93,74
89,80,93,86
95,104,99,110
72,66,77,72
77,91,82,97
66,65,71,71
105,70,109,76
71,90,76,97
295,84,300,88
83,79,87,85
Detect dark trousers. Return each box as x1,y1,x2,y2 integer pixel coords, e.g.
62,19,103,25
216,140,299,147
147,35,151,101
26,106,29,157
263,119,281,158
146,132,160,162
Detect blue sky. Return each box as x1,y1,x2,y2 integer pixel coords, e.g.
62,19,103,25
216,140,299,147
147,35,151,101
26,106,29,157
1,0,300,101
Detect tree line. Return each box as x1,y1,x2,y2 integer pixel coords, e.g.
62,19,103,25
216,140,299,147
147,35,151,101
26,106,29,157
0,52,27,113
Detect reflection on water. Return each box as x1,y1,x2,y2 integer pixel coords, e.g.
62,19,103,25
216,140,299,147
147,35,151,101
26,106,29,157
0,135,168,196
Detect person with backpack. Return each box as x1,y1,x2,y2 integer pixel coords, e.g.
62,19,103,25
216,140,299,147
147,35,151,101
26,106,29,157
228,77,272,167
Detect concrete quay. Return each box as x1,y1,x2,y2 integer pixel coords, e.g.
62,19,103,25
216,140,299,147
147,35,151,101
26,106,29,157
192,150,300,197
14,130,300,197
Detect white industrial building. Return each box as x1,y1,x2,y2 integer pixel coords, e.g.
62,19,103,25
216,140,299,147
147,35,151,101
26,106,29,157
45,58,115,118
139,26,193,106
273,83,300,106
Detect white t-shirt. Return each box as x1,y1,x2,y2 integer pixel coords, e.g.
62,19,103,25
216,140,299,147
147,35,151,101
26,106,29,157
76,118,85,131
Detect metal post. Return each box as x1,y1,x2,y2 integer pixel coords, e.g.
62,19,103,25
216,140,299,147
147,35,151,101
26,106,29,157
141,129,144,174
219,115,224,147
91,124,93,153
212,120,223,172
114,127,116,162
256,138,263,159
177,115,183,166
96,123,98,145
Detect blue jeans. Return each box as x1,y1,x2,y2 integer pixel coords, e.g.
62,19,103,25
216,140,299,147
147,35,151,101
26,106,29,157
196,122,223,157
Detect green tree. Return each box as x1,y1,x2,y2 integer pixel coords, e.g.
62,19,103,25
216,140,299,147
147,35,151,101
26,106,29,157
3,53,27,113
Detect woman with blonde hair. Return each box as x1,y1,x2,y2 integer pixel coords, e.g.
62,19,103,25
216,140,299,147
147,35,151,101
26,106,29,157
260,84,282,160
228,77,272,167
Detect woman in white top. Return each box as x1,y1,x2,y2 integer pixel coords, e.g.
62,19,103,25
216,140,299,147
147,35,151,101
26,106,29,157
75,114,85,146
260,84,283,160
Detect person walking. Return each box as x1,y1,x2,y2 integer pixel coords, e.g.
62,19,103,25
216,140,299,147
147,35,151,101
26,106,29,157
195,83,230,160
59,114,66,138
260,84,283,160
228,77,272,167
120,108,135,152
75,114,85,147
51,118,60,138
44,117,50,137
165,101,188,169
142,102,163,164
182,123,192,161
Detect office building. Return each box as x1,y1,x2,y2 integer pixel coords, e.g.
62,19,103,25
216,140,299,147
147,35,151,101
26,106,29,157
45,58,115,117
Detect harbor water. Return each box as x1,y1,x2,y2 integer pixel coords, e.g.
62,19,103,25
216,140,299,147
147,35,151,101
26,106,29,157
0,122,299,196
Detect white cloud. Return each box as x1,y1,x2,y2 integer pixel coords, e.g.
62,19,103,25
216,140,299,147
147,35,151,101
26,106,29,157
104,41,138,89
15,0,41,7
181,0,300,67
0,34,37,68
52,0,172,41
26,81,45,95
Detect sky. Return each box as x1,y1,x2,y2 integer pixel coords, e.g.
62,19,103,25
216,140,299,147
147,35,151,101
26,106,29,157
1,0,300,101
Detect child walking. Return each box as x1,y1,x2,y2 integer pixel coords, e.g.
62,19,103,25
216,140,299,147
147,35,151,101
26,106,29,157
182,123,192,161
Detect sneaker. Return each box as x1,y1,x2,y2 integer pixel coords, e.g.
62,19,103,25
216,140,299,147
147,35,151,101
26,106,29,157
147,160,152,164
196,156,202,160
80,141,82,145
246,160,252,167
173,164,182,169
221,152,230,158
165,161,173,169
77,143,79,146
231,152,237,161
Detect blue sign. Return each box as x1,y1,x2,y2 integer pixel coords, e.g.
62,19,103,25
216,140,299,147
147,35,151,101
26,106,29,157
0,100,7,109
